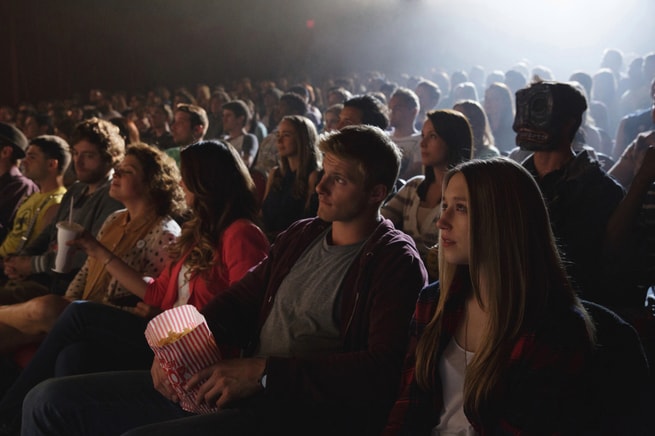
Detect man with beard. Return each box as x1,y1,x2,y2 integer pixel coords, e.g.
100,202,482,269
1,118,124,301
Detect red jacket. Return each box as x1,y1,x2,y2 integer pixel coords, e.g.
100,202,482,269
143,219,269,311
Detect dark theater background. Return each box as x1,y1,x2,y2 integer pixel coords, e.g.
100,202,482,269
2,0,654,105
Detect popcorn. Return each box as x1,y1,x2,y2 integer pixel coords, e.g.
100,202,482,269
145,305,221,414
158,328,193,347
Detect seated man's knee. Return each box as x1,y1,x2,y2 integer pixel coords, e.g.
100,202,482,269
22,377,88,434
25,295,68,324
23,378,61,420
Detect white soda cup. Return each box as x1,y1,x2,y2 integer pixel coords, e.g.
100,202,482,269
53,221,85,273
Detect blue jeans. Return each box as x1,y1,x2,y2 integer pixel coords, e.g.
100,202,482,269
21,369,370,436
23,371,186,435
22,371,266,436
0,301,153,430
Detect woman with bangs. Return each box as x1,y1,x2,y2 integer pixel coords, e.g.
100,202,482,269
0,141,270,432
384,158,596,435
261,115,321,240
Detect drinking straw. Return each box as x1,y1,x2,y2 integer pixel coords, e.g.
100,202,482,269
68,196,73,224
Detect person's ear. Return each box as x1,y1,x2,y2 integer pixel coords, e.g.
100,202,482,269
0,145,13,159
192,124,204,140
368,183,388,205
47,157,59,172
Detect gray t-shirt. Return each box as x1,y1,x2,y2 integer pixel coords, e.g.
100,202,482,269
257,228,364,358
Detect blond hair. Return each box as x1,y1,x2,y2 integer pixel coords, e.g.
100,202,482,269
415,158,594,413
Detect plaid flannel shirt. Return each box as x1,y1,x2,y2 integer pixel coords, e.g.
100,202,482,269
384,279,593,435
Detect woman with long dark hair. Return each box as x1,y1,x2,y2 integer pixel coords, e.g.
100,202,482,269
73,139,269,313
382,109,471,278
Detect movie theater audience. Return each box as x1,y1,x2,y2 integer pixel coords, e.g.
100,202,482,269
1,47,655,435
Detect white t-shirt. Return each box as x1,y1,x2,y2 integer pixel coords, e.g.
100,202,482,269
174,263,191,307
432,338,477,436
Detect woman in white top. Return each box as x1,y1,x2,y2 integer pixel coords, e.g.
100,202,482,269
384,158,596,435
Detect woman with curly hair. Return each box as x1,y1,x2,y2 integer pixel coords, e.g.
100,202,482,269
0,142,184,354
71,139,269,313
261,115,321,239
0,141,270,430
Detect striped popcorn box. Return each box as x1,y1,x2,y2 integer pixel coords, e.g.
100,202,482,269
145,304,222,414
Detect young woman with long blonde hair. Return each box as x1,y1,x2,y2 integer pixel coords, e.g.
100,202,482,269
385,158,595,434
261,115,321,239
